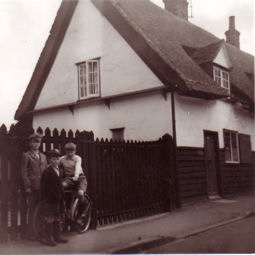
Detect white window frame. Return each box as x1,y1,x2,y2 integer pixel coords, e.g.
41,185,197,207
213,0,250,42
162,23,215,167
213,66,230,93
77,59,100,99
223,130,240,164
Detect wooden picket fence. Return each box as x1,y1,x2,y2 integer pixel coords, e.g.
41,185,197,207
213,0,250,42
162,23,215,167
0,124,177,241
93,135,176,226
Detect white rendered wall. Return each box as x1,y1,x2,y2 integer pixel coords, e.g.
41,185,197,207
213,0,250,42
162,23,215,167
35,0,162,110
33,92,173,141
175,94,255,150
213,47,232,69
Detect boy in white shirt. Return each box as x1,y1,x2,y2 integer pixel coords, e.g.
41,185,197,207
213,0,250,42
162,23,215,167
59,142,87,200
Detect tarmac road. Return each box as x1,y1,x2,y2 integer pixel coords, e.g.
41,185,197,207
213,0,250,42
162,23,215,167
142,216,255,253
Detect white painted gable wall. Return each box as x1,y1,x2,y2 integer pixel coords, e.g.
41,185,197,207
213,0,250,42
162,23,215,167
33,0,173,141
35,0,163,110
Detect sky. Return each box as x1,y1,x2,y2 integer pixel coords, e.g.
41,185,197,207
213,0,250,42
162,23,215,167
0,0,254,128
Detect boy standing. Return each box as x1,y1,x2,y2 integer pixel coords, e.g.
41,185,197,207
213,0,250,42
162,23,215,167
40,149,68,246
21,133,48,240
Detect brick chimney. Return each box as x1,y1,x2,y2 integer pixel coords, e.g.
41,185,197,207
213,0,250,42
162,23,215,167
225,16,240,49
163,0,188,20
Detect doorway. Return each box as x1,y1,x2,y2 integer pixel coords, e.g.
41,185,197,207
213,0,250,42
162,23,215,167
204,131,221,198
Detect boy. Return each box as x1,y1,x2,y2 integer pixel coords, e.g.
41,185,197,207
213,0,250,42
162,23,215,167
21,133,48,240
60,143,88,224
40,149,68,246
60,142,87,200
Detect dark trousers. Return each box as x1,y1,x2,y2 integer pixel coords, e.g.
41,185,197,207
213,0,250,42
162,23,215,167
62,175,87,193
26,191,40,237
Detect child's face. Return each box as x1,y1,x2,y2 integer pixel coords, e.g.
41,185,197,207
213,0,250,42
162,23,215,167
29,140,41,151
65,149,75,158
49,156,60,168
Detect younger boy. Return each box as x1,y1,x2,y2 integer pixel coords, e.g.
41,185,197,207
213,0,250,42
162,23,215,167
60,142,88,224
60,142,87,200
40,149,68,246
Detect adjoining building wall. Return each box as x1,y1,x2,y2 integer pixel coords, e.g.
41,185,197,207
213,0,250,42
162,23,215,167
35,0,162,110
33,92,173,141
175,94,255,150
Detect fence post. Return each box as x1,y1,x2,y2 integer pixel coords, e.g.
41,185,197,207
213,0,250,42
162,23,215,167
81,131,97,229
162,134,180,210
0,125,9,242
9,126,19,241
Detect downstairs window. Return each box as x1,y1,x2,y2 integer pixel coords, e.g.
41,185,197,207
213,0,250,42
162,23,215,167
224,130,240,163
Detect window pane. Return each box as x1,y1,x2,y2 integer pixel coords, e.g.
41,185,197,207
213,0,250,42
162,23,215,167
224,132,231,161
213,67,221,85
79,64,87,98
232,147,239,161
93,62,98,72
88,62,93,72
231,133,239,161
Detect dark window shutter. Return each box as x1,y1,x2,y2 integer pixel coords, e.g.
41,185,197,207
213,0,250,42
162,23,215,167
239,134,252,163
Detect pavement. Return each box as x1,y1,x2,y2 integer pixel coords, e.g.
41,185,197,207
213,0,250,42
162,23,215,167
0,193,254,254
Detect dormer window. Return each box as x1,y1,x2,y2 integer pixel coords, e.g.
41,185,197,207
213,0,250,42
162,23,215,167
213,66,230,92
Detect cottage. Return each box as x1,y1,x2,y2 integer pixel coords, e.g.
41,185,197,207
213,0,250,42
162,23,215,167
15,0,254,200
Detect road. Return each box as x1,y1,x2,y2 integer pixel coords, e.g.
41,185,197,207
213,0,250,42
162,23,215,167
142,216,255,253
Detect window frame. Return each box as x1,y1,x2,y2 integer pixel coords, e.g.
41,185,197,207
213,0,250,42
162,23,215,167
77,58,101,100
223,129,240,164
213,66,230,94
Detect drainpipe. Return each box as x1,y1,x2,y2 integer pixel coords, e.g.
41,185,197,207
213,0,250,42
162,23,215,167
171,90,180,207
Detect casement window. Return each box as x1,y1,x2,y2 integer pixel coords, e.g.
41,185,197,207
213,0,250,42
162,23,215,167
77,59,100,99
111,128,124,141
223,130,240,163
213,66,230,92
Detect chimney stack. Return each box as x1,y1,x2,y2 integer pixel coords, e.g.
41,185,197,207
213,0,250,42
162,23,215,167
225,16,240,49
163,0,188,20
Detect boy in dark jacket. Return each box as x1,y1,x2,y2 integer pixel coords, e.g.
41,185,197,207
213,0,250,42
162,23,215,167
21,133,48,240
41,149,68,246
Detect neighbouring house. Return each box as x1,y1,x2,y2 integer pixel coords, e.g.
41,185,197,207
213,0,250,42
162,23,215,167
15,0,254,201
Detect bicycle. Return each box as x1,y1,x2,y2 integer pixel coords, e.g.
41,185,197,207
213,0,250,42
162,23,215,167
32,190,92,240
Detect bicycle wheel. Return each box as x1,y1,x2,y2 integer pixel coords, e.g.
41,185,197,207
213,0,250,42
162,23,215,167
71,195,91,233
32,200,46,240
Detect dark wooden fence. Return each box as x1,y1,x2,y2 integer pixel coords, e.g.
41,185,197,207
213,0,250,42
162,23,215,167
176,146,255,203
93,135,175,226
0,124,177,241
219,149,254,196
177,147,207,203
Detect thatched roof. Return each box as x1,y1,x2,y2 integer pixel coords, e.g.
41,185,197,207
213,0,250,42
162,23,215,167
186,40,225,65
15,0,254,120
93,0,253,102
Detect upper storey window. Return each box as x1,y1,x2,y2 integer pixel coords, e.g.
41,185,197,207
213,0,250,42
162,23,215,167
77,59,100,99
213,66,230,93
